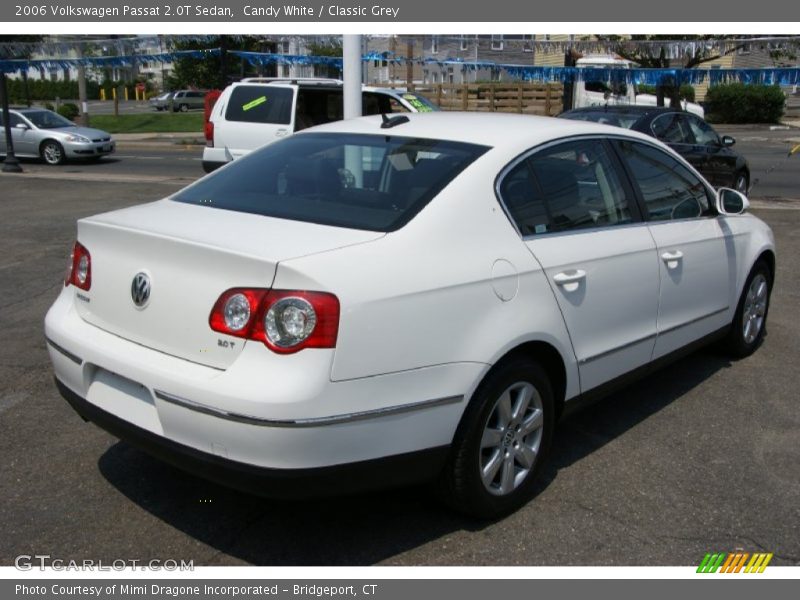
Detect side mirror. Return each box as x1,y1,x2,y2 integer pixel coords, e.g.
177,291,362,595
716,187,749,215
15,123,30,130
721,135,736,147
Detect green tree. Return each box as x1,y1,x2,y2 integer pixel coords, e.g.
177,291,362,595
307,40,342,79
595,35,747,108
0,35,44,106
167,36,276,90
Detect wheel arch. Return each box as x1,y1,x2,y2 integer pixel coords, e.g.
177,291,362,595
39,137,61,153
757,249,776,285
480,340,569,421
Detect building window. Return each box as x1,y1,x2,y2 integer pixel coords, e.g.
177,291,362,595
522,34,533,53
491,35,504,51
460,35,469,51
281,40,290,54
431,35,439,54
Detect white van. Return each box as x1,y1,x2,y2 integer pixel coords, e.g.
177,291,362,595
202,78,438,172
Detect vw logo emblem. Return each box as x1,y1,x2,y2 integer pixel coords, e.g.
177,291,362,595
131,272,151,308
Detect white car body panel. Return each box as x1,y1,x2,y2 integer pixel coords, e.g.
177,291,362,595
209,83,297,162
74,200,382,370
648,218,733,359
45,112,775,488
524,226,659,391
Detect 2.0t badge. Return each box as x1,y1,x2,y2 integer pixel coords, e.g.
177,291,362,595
131,272,151,308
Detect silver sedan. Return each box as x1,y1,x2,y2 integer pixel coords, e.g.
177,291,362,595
0,108,115,165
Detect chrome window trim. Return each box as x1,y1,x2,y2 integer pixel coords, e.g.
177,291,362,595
494,133,645,239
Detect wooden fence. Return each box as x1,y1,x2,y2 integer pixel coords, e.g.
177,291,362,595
408,83,564,116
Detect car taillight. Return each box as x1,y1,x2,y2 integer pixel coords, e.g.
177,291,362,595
204,120,214,147
209,288,339,354
65,241,91,290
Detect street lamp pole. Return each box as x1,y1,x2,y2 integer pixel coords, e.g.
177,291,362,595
0,72,23,173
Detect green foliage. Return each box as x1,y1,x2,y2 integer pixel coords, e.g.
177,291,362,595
705,83,785,123
167,36,274,90
5,78,99,103
88,113,204,134
637,84,696,102
56,103,79,120
307,41,342,57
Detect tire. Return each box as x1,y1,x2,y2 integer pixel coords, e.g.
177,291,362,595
439,356,555,519
734,170,749,195
179,103,189,113
40,140,65,165
724,260,772,358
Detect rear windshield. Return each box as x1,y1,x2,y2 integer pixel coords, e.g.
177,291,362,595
559,110,642,129
225,85,293,124
173,132,489,232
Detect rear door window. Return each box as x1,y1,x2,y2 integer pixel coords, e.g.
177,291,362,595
225,85,293,124
498,139,635,236
651,113,691,144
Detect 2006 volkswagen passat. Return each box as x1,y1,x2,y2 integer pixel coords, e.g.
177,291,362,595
45,113,775,518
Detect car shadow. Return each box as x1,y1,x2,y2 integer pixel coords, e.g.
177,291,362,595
97,347,734,565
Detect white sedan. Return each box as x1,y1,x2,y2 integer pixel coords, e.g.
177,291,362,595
45,112,775,518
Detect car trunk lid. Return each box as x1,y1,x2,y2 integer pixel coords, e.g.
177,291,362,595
74,199,381,369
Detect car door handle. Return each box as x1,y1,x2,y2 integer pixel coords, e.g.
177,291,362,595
553,270,587,285
661,251,684,263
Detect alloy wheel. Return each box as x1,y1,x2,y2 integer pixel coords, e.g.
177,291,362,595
479,381,544,496
742,273,768,344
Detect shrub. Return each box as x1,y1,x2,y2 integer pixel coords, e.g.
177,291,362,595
57,103,80,121
704,83,785,123
5,78,100,103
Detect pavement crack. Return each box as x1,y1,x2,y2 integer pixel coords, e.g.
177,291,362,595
570,500,653,547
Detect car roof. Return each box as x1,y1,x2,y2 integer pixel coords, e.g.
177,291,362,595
302,111,662,151
229,80,413,96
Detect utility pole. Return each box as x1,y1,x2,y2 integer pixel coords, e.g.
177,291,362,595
562,35,576,112
76,43,89,126
406,37,414,91
342,35,363,187
1,73,23,173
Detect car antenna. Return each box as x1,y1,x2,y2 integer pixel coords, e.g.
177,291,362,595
380,113,410,129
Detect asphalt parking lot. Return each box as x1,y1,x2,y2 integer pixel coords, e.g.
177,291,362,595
0,162,798,567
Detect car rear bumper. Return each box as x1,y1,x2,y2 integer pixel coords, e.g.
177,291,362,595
54,377,449,498
45,288,479,488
